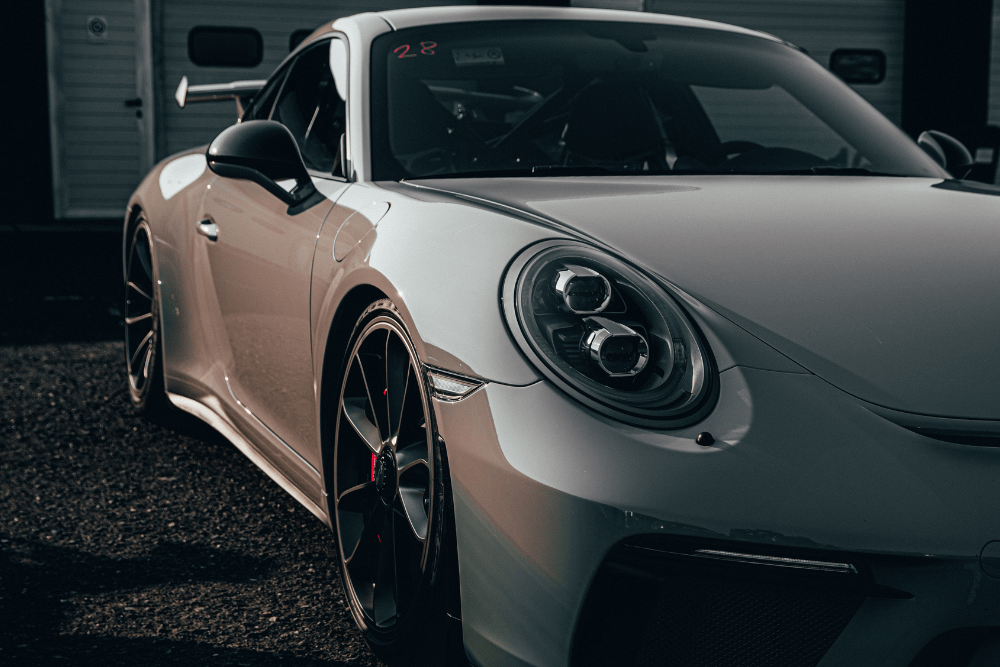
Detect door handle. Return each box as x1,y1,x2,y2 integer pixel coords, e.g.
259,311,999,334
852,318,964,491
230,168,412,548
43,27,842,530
197,219,219,241
124,98,143,107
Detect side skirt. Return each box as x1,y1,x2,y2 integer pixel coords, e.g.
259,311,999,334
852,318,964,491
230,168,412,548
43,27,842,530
167,391,329,525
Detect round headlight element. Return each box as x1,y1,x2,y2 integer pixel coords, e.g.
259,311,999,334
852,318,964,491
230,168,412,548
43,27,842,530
582,316,650,377
553,264,612,314
502,241,717,428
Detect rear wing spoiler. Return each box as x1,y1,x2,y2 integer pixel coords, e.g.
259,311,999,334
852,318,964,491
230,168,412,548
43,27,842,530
174,76,267,117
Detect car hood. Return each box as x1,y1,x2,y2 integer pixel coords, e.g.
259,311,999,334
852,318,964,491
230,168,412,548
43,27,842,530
416,175,1000,420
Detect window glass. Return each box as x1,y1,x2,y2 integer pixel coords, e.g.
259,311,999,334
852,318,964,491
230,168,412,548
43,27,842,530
271,41,345,175
691,85,860,167
245,69,288,121
369,21,945,180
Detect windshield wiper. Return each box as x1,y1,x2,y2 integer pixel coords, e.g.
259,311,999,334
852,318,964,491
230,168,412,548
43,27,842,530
405,165,908,181
407,165,673,180
748,166,907,177
529,165,661,176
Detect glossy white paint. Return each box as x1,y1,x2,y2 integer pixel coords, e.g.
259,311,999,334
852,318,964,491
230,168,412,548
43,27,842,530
378,4,776,42
157,153,206,200
440,365,1000,667
417,176,1000,420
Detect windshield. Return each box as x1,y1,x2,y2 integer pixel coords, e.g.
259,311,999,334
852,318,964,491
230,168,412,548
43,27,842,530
370,20,945,180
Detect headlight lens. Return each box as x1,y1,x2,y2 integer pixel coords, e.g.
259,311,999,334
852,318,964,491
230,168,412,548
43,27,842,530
502,241,717,428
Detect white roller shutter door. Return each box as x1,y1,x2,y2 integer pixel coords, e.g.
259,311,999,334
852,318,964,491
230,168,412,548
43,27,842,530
45,0,154,219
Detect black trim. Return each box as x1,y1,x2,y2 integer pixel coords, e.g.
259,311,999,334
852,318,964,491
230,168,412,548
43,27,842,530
188,26,264,68
829,49,886,85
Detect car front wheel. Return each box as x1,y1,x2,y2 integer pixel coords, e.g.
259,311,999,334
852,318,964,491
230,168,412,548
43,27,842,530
332,299,464,666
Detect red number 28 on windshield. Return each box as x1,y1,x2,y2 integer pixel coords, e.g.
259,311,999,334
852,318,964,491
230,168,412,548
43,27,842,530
394,41,437,58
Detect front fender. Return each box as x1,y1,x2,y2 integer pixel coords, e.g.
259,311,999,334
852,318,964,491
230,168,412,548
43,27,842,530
310,182,552,392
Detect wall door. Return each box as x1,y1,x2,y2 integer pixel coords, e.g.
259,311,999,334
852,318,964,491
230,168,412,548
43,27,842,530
45,0,154,218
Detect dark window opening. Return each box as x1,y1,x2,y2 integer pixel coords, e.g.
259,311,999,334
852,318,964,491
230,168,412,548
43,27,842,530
271,41,346,176
829,49,886,85
188,26,263,68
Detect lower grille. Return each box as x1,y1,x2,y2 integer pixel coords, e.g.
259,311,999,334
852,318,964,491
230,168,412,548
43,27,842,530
571,536,878,667
633,572,862,667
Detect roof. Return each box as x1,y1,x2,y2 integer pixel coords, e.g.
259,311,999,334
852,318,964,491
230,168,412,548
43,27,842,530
375,5,781,43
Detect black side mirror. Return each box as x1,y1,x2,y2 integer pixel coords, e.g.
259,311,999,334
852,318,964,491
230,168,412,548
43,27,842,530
207,120,316,205
917,130,974,179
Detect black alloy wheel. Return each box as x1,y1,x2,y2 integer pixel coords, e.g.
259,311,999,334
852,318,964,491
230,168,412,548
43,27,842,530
125,219,168,417
333,301,460,666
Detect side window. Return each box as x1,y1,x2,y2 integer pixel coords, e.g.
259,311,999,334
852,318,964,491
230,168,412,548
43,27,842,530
270,40,346,176
243,69,288,122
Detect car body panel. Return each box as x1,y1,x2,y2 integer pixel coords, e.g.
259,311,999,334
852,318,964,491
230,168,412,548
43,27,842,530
377,5,779,44
310,181,546,388
438,368,1000,667
199,176,335,465
415,175,1000,420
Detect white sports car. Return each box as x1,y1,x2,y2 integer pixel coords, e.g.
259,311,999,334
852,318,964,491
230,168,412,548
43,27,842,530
123,6,1000,667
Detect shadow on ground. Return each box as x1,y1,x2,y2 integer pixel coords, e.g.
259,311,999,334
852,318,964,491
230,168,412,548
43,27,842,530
0,537,349,666
1,343,380,666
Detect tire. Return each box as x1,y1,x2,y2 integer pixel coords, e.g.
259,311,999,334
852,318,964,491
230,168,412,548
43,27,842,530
124,218,170,420
332,299,464,666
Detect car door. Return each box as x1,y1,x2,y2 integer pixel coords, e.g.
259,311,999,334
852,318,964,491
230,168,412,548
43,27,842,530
199,38,349,474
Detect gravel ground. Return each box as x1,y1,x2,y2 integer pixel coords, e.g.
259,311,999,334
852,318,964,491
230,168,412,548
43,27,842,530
0,341,382,666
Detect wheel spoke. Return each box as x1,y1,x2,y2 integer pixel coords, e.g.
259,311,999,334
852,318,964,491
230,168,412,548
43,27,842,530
397,442,428,475
142,340,154,380
373,511,399,626
396,367,427,447
135,237,154,282
398,487,428,541
386,333,410,440
391,503,419,609
346,500,388,571
337,480,378,513
129,330,153,370
343,397,382,455
125,312,153,326
358,348,389,440
127,281,152,302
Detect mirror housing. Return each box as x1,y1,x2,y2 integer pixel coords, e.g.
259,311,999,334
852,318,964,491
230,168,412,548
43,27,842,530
918,130,974,179
206,120,316,205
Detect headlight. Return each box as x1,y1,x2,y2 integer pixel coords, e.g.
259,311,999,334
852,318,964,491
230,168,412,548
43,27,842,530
502,241,717,428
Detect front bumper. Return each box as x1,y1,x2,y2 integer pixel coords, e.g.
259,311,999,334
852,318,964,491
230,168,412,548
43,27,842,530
433,366,1000,667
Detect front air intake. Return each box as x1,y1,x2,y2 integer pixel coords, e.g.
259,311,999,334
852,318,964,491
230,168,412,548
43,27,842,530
630,570,862,667
570,536,906,667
